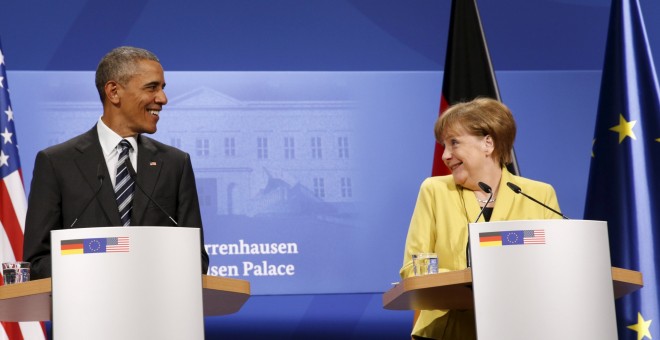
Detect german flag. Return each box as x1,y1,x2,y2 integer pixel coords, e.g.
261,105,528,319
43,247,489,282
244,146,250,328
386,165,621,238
479,232,502,247
60,239,84,255
431,0,519,176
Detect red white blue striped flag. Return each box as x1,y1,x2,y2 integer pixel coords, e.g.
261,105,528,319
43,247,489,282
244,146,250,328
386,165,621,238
0,40,47,340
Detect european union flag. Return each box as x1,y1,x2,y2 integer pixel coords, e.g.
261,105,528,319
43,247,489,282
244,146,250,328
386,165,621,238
584,0,660,339
501,231,524,246
83,238,108,253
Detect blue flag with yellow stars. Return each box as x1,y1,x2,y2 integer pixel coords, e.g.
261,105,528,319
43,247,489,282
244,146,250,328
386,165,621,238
584,0,660,339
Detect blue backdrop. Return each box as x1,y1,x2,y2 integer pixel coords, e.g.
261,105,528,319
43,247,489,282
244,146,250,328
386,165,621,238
2,0,659,338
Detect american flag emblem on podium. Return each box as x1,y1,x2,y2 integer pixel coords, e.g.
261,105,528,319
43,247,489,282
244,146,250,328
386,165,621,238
522,230,545,244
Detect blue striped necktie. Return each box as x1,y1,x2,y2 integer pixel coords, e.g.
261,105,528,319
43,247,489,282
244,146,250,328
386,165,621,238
115,139,135,226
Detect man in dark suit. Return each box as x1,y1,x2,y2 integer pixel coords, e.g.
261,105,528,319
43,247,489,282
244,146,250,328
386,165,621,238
23,46,209,279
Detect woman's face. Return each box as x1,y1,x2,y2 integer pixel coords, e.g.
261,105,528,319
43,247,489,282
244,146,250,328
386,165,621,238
441,128,494,188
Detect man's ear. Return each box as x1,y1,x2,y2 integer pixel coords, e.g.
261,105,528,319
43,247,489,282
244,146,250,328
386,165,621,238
105,81,120,104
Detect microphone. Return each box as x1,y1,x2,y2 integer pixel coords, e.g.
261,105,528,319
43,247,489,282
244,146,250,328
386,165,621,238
467,181,494,268
126,161,178,226
506,182,569,219
474,182,494,223
70,164,105,228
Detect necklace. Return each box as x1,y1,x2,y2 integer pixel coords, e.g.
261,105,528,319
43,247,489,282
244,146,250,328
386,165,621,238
476,197,496,204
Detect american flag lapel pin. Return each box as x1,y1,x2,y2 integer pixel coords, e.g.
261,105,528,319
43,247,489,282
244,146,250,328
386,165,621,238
149,161,157,166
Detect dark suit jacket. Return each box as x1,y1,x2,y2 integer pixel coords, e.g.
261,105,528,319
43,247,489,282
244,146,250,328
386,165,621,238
23,126,210,279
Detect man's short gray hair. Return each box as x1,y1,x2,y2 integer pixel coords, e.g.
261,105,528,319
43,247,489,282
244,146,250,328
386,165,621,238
95,46,160,102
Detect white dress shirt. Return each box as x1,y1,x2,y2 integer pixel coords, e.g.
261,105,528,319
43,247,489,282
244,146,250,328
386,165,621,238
96,117,138,188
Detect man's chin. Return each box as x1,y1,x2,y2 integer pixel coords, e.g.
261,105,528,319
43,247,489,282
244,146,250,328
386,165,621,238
138,127,157,135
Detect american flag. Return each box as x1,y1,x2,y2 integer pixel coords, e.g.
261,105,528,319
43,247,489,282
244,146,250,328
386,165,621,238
0,41,47,339
106,237,129,253
523,229,546,245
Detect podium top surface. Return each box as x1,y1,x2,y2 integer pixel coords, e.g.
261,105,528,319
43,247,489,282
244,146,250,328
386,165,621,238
0,275,250,322
382,267,643,311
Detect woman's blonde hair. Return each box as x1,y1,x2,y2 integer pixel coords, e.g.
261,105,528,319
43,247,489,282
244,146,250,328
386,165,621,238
434,97,516,167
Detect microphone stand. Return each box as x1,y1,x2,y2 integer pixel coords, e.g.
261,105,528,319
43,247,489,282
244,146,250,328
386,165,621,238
467,182,494,268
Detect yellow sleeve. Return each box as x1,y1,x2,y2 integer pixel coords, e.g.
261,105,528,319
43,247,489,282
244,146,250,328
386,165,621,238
543,184,563,219
400,178,437,279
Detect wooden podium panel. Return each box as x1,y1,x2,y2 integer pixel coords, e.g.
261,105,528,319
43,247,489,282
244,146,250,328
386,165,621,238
202,275,251,316
383,269,474,311
0,278,51,322
383,267,642,311
0,275,250,322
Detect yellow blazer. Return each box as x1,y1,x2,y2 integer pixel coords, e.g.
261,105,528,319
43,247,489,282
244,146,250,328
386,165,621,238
400,168,561,339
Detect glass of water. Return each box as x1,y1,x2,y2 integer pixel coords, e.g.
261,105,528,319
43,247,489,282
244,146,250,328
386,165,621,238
412,253,438,276
2,262,30,285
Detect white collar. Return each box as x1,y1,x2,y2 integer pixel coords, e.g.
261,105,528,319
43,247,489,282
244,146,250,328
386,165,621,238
96,117,137,156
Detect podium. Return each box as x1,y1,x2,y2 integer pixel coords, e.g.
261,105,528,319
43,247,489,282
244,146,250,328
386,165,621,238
383,267,642,310
383,220,644,340
0,227,250,340
0,275,250,321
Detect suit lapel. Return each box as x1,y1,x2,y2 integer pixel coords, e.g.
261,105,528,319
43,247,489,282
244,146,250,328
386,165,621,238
73,127,123,226
131,135,163,225
490,169,517,222
460,168,516,223
461,186,483,223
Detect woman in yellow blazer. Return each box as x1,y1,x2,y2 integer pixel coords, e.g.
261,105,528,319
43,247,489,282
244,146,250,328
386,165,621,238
400,98,562,340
